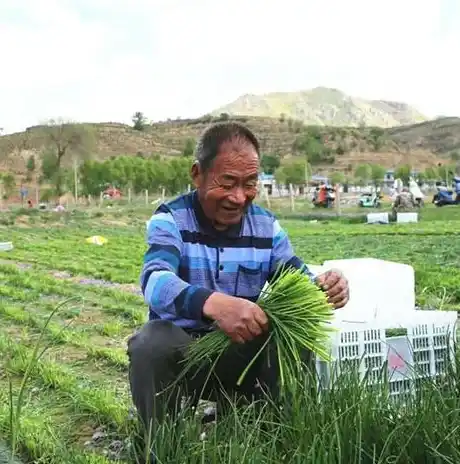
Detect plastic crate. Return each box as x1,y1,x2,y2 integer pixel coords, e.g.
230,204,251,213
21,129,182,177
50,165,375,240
316,310,457,399
366,212,389,224
397,212,418,223
0,242,13,252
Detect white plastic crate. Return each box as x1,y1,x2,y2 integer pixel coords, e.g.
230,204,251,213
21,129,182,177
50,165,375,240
310,258,416,319
316,310,457,400
397,212,418,223
0,242,13,252
367,212,389,224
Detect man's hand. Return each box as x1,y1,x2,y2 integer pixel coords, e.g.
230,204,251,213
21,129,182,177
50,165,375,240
316,269,349,309
203,292,268,343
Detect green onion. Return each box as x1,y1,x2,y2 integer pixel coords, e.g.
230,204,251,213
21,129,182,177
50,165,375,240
182,265,335,394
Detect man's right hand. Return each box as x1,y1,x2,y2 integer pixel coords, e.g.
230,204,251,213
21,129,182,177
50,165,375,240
203,292,268,343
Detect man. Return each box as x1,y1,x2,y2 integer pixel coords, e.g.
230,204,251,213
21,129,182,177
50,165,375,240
392,187,416,217
128,122,349,452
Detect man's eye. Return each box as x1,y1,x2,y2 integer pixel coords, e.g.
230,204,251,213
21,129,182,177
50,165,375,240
221,184,233,190
246,181,258,188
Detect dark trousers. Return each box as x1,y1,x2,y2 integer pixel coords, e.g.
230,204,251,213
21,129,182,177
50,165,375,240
127,320,282,435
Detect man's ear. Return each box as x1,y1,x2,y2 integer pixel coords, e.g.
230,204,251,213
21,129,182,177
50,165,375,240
191,161,202,189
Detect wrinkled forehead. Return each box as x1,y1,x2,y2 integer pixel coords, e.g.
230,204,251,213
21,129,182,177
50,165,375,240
209,138,259,173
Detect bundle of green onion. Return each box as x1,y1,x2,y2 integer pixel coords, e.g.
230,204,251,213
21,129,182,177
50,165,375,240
183,265,335,391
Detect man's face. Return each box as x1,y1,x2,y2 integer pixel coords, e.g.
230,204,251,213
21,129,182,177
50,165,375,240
192,139,259,230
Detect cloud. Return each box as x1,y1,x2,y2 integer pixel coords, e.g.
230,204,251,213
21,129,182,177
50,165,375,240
0,0,459,134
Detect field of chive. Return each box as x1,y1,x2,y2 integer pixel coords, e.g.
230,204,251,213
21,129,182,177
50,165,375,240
1,205,460,463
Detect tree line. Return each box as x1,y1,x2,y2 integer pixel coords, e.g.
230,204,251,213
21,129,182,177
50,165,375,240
1,118,459,201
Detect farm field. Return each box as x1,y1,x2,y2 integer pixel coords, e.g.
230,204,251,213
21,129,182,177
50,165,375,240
1,204,460,463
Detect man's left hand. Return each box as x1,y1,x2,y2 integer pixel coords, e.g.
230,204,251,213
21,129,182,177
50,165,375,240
316,270,349,309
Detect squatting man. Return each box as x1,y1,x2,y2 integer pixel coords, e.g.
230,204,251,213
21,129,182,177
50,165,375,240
127,121,350,452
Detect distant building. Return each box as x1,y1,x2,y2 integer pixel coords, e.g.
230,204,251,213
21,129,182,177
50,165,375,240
384,169,419,185
258,172,325,197
311,175,328,184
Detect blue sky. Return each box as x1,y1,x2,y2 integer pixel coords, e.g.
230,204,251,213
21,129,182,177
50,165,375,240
1,0,459,134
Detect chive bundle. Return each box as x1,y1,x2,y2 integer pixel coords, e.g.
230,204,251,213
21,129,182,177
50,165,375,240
183,265,335,392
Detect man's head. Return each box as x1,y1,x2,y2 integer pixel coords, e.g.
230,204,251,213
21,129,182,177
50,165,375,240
191,122,260,230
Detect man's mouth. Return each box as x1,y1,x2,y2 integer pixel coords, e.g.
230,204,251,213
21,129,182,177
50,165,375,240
221,205,241,214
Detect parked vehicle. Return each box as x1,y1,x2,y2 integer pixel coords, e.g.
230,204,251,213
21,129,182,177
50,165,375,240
312,185,335,208
359,192,382,208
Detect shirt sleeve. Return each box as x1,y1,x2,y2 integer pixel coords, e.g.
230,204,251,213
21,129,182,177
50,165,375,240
140,210,214,320
268,218,316,282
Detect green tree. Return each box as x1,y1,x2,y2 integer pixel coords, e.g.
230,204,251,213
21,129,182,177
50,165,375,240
437,163,456,184
394,164,412,185
274,161,306,187
182,138,196,157
25,154,36,182
416,171,426,183
330,171,345,185
354,164,372,185
260,153,281,175
369,127,385,151
293,129,335,165
450,151,460,175
78,156,194,197
370,164,386,186
132,112,147,131
40,149,59,183
79,160,108,196
0,173,15,199
423,166,438,182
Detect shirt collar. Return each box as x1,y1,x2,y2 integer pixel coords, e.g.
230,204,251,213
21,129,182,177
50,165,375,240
192,190,242,238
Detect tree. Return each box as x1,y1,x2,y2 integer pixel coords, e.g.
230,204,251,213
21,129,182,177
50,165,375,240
78,155,193,197
25,154,36,182
449,151,460,175
40,119,95,196
293,129,335,165
182,138,196,157
354,164,372,185
423,166,438,182
132,112,147,131
437,163,456,184
416,171,426,184
369,164,386,186
274,161,306,187
0,173,15,199
260,153,281,175
369,127,385,151
394,164,412,186
330,171,345,185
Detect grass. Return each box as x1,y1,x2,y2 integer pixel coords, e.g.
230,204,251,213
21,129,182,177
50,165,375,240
0,203,459,462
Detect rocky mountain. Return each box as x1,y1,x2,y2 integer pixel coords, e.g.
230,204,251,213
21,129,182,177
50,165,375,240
211,87,428,128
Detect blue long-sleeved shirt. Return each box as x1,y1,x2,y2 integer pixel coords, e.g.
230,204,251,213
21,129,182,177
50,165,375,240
140,191,314,331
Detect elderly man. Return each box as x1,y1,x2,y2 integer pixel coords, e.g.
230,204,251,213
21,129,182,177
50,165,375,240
128,122,349,448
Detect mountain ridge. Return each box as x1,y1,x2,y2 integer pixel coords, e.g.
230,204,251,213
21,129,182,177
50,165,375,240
211,87,428,128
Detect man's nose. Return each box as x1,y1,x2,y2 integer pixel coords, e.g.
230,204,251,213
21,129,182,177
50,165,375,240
229,187,246,205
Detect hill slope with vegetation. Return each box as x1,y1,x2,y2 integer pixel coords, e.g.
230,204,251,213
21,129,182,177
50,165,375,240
211,87,428,127
1,114,460,201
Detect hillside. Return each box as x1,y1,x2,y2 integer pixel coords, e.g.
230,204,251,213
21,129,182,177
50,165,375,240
1,115,460,178
211,87,428,128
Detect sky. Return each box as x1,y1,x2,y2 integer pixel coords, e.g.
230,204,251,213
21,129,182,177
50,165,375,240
1,0,459,134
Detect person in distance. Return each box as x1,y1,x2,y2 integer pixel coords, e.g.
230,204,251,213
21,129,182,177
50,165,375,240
127,121,349,459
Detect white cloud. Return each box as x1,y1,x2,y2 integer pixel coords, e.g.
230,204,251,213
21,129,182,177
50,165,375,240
0,0,459,134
